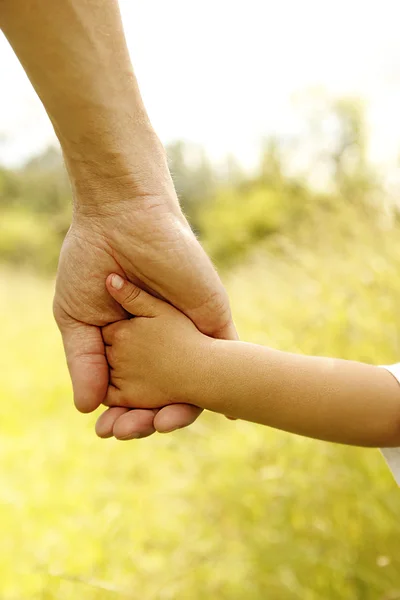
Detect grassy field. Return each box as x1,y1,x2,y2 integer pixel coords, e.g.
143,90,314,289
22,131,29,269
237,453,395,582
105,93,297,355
1,257,400,600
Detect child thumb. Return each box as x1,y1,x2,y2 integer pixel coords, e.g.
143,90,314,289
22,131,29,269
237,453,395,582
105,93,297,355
106,274,161,317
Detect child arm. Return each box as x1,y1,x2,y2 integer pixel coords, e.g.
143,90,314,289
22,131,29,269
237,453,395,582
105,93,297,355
101,274,400,452
201,341,400,448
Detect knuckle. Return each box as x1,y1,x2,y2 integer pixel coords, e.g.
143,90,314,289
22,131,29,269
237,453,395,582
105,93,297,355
103,320,125,341
113,325,129,344
103,395,119,408
118,394,130,407
190,288,233,338
107,321,130,345
123,285,142,308
104,383,124,407
102,323,115,340
52,299,67,330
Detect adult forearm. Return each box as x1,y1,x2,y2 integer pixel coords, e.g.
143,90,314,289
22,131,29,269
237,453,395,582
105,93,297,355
200,341,400,447
0,0,170,198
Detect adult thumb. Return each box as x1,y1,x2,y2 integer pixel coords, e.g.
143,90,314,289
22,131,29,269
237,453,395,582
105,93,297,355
58,318,108,413
106,274,162,317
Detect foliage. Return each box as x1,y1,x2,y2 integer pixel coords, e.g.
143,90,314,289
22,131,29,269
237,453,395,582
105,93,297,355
0,98,389,274
0,147,71,272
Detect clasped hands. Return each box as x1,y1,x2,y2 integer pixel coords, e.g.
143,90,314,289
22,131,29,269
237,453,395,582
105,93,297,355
53,174,237,442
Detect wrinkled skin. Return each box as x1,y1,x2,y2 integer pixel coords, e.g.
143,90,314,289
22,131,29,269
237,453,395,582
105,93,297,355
53,195,237,439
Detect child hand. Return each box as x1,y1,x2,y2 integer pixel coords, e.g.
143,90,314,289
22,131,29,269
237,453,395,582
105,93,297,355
100,274,209,412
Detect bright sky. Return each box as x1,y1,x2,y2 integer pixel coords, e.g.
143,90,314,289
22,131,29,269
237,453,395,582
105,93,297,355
1,0,400,169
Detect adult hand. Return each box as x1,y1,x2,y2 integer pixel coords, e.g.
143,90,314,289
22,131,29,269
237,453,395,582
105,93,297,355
2,0,237,439
54,167,237,439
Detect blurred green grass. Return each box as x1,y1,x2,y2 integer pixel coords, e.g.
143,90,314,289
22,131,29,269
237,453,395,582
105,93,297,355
2,100,400,598
1,263,400,600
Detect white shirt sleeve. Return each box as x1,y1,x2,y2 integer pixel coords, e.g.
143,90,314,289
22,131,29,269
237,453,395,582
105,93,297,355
379,363,400,485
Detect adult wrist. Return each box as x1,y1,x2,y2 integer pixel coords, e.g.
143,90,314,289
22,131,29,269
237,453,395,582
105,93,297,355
63,123,167,186
62,127,181,216
61,119,164,173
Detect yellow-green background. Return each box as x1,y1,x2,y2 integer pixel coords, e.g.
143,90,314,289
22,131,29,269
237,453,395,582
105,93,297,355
1,99,400,598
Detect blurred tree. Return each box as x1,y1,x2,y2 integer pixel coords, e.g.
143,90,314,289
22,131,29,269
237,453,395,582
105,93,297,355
167,140,216,229
0,146,71,272
329,98,379,205
258,137,284,188
223,153,244,187
0,165,19,206
0,96,393,274
18,146,71,222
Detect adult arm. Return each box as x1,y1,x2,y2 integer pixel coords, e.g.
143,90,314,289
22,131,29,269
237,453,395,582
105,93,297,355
0,0,237,435
0,0,158,178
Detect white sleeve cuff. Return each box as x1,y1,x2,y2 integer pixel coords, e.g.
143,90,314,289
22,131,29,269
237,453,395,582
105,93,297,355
379,363,400,485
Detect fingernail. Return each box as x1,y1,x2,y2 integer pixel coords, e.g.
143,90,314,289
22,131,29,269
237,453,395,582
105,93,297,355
111,274,124,290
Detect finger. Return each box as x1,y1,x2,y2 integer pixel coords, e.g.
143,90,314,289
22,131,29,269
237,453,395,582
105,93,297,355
102,383,122,407
96,406,158,439
112,408,158,440
102,321,124,346
106,274,163,317
95,406,130,438
214,319,239,342
154,404,203,433
60,320,108,413
102,385,156,415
